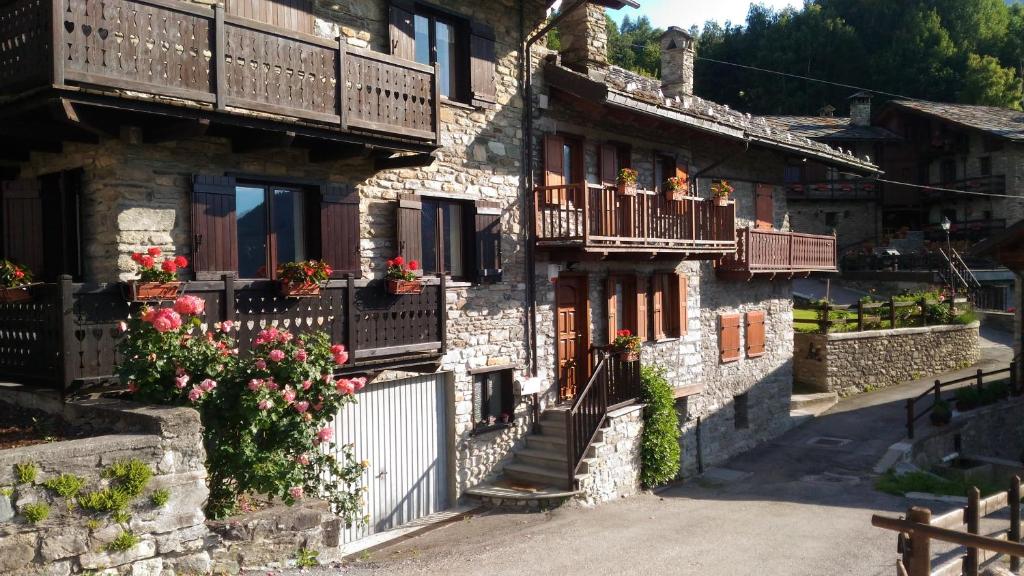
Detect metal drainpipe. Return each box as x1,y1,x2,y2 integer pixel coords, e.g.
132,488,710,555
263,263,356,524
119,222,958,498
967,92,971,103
520,0,589,378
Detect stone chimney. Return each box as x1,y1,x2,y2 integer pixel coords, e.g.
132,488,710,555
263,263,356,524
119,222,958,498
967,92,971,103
660,27,695,99
849,91,873,127
558,4,609,76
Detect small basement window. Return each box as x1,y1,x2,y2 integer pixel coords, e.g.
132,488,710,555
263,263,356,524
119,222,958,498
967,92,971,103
473,369,514,432
734,393,749,430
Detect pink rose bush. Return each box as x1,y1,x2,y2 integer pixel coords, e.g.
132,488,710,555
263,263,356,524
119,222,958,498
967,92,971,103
116,299,366,521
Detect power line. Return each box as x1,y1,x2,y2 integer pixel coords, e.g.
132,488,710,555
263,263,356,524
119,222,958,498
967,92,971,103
872,177,1023,199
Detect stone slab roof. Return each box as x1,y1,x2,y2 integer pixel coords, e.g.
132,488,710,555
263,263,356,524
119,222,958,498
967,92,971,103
764,115,901,142
884,100,1024,142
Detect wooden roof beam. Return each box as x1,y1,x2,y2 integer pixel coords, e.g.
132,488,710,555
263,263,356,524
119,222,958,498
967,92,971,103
143,118,212,143
230,130,296,153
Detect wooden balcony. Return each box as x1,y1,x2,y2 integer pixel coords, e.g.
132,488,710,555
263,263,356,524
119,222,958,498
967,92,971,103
0,275,446,393
0,0,438,145
786,180,879,201
534,184,737,258
925,175,1006,200
718,228,838,279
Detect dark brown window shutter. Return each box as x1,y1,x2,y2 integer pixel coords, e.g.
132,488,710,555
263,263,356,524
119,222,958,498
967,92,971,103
227,0,313,35
599,143,618,186
473,200,501,282
320,183,360,278
40,170,82,281
606,275,618,344
720,313,741,363
191,175,238,280
652,273,665,340
635,275,648,342
389,0,416,60
470,21,497,106
396,194,422,268
746,310,766,358
543,134,565,205
674,273,688,337
0,178,43,276
755,184,774,230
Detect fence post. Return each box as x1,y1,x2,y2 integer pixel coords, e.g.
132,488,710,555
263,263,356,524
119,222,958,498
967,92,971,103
857,301,865,332
221,273,234,322
346,276,357,357
965,487,980,576
56,274,76,395
1012,476,1022,572
821,301,831,333
906,398,915,439
919,298,928,326
906,507,932,576
889,296,897,328
933,380,941,405
976,369,984,393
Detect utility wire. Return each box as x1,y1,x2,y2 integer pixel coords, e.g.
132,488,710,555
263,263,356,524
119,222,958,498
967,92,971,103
872,177,1023,199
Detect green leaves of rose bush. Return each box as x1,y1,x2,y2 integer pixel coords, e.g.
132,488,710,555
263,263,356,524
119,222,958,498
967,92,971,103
639,365,681,488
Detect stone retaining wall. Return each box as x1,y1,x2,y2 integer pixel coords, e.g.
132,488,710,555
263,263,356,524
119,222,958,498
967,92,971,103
911,398,1024,470
578,404,644,505
794,322,981,396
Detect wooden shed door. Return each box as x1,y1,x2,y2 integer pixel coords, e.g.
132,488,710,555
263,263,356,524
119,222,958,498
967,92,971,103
557,275,588,401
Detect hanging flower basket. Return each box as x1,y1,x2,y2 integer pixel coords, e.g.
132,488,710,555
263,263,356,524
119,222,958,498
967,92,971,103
126,247,188,302
713,196,730,207
615,349,640,362
276,260,332,298
127,281,183,302
0,286,32,303
385,255,422,295
711,180,734,207
279,281,321,298
664,176,688,202
617,168,638,196
610,330,641,363
387,279,424,295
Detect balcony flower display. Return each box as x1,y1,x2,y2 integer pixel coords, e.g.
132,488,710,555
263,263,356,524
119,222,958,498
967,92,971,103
617,168,639,196
277,260,333,297
0,259,33,303
126,247,188,301
664,175,689,202
386,255,422,295
711,180,734,207
611,329,641,362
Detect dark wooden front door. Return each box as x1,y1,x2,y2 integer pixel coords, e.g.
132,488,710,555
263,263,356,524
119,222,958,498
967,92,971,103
556,275,588,401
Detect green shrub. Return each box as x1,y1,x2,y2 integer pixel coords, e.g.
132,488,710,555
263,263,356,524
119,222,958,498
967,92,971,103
14,462,38,485
78,487,132,514
20,502,50,523
295,547,320,568
42,474,86,499
149,488,170,508
954,310,977,325
955,387,980,410
102,460,152,498
876,470,1000,497
638,365,681,488
106,530,139,552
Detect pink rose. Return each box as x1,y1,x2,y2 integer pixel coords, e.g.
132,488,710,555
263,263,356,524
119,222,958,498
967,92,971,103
265,379,279,391
312,402,323,413
172,295,205,316
301,380,312,391
268,349,286,362
257,399,273,411
295,454,310,466
118,321,128,333
151,309,182,333
141,308,157,323
281,387,296,404
352,377,367,391
330,344,346,355
295,349,308,362
220,320,234,333
322,373,334,384
188,387,203,402
254,359,267,371
288,486,304,500
333,350,349,366
317,427,332,442
280,331,294,343
200,378,217,392
174,374,190,389
247,378,263,391
294,401,309,414
336,379,355,395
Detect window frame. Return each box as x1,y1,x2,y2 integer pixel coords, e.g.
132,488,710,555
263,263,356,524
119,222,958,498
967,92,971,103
654,153,677,193
412,4,470,103
733,392,749,429
234,180,319,280
420,196,474,281
472,368,515,433
607,274,639,343
651,272,687,341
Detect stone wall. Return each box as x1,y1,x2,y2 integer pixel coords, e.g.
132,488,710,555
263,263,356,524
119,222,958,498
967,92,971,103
788,199,878,249
0,385,210,576
794,322,981,396
577,404,644,505
911,397,1024,470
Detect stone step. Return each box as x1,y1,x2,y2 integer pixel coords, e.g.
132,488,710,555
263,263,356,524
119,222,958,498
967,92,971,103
515,447,568,469
503,462,572,490
540,408,569,423
790,392,838,417
535,420,567,437
464,480,579,511
526,434,566,452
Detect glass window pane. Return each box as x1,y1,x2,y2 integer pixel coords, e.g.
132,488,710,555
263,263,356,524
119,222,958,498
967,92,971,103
484,373,502,419
421,199,438,274
563,144,572,183
414,15,430,66
436,20,454,98
448,203,463,277
236,186,268,278
615,280,624,333
272,189,305,268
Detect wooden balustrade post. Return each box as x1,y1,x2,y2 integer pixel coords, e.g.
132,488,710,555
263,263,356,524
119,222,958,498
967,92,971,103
51,0,64,85
906,398,915,439
337,39,348,130
906,507,932,576
432,62,441,141
439,273,448,354
1012,476,1022,572
346,275,357,357
581,184,590,245
966,487,980,576
214,5,226,111
57,274,76,395
222,273,235,322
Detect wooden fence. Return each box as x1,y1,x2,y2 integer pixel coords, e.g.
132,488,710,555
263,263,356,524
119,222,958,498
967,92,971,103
872,477,1023,576
905,364,1016,440
0,274,446,393
794,298,969,334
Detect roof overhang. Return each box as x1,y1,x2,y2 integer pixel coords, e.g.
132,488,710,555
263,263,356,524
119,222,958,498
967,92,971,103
877,100,1017,143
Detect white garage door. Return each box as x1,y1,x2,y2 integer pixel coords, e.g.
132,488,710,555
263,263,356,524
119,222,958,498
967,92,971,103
331,373,450,544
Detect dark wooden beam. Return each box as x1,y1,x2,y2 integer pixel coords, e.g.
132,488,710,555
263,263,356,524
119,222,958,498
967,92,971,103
308,143,371,163
143,118,211,143
0,165,21,179
230,130,296,153
374,152,436,171
49,99,115,138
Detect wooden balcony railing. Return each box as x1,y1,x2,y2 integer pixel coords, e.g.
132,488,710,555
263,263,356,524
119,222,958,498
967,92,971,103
925,175,1006,199
786,180,878,200
718,228,837,277
0,275,446,392
534,184,737,255
0,0,438,142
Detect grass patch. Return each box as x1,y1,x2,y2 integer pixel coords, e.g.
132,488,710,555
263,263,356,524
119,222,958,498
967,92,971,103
295,547,320,568
14,462,37,485
149,488,170,508
106,530,139,552
78,487,132,514
42,473,86,499
102,459,152,498
20,502,50,523
875,470,1002,498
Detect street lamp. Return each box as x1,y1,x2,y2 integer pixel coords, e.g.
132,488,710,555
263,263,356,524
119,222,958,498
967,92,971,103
941,217,954,311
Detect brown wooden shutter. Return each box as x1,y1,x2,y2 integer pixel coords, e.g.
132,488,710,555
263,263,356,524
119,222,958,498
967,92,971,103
474,199,502,282
470,21,497,106
675,273,688,337
720,313,741,363
755,184,774,230
675,164,690,194
0,178,43,276
320,183,360,278
635,275,648,342
227,0,313,35
191,175,238,280
746,310,766,358
396,194,422,269
543,134,565,204
599,143,618,186
652,273,665,340
389,0,416,60
606,275,618,344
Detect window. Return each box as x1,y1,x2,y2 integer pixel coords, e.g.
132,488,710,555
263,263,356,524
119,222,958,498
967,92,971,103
235,185,307,279
940,159,957,183
607,275,644,343
654,154,676,192
411,8,467,101
824,212,839,227
421,197,471,279
651,273,687,340
396,194,502,284
783,166,802,184
0,170,82,282
473,369,514,430
979,156,992,176
734,392,749,429
543,134,584,204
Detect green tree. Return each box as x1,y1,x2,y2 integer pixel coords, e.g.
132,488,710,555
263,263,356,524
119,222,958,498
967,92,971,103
961,52,1024,108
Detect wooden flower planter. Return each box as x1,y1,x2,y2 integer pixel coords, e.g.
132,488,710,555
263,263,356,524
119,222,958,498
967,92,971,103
713,195,730,207
615,349,640,363
279,281,321,298
0,287,32,303
126,281,181,302
665,189,687,202
617,182,637,196
387,279,424,295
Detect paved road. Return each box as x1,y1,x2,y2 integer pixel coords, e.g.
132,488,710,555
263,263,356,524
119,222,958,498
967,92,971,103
270,326,1015,576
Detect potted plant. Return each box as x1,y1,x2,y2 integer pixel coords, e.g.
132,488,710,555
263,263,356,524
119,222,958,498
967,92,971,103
664,175,688,202
616,168,638,196
930,400,952,426
0,259,33,303
611,329,641,362
126,248,187,301
711,180,734,207
277,260,332,297
386,256,422,295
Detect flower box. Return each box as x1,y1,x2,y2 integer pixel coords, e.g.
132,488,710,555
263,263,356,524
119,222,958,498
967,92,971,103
665,189,688,202
615,349,640,363
127,281,182,302
279,281,321,298
713,196,730,207
0,286,31,303
617,182,637,196
387,279,424,295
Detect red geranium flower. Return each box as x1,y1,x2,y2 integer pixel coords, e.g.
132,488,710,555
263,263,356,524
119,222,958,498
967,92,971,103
174,256,188,268
130,252,142,263
393,256,404,266
408,260,420,271
161,259,178,273
14,269,24,279
386,259,394,267
148,247,162,257
139,255,155,269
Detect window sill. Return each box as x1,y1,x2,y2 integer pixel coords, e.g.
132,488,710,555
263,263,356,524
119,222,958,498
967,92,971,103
441,98,476,111
471,422,515,436
650,337,680,344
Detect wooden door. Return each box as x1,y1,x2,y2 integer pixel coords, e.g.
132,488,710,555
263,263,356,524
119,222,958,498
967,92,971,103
556,275,588,401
